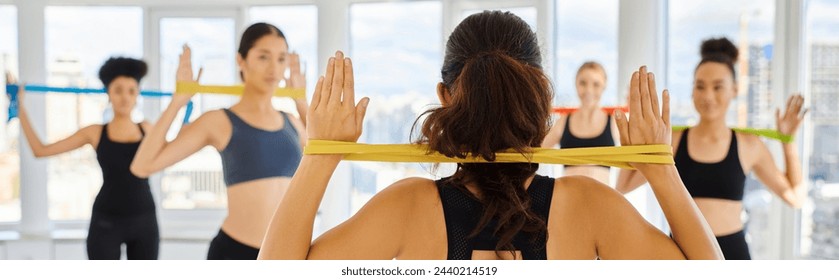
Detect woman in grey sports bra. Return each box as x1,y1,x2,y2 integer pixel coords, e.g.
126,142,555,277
130,22,307,260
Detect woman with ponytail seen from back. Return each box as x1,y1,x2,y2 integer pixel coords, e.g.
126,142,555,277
258,11,722,260
617,37,807,260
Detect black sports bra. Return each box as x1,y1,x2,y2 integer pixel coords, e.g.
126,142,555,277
559,113,616,149
435,175,555,260
674,129,746,201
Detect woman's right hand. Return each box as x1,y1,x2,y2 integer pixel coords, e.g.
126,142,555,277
614,66,671,169
173,44,202,108
307,51,369,142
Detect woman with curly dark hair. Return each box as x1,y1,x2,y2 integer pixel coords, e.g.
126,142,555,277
17,57,159,260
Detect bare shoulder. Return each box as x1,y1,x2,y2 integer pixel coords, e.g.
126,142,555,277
195,109,228,123
734,131,762,146
552,175,641,225
80,124,104,139
734,131,767,167
80,124,103,134
553,175,627,207
733,131,766,155
191,109,231,133
378,177,439,205
78,124,103,148
357,177,441,228
282,111,306,130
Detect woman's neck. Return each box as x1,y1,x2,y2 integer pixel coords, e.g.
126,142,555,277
693,118,729,139
111,114,133,124
575,103,602,118
238,83,275,113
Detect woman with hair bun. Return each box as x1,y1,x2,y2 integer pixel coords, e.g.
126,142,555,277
17,57,159,260
617,37,807,260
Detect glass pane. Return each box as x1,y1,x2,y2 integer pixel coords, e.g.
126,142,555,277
349,1,443,213
803,0,839,260
669,0,776,259
555,0,618,107
0,5,20,223
158,17,236,210
44,6,143,220
248,5,318,116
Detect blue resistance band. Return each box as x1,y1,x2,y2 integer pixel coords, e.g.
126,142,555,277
5,84,194,124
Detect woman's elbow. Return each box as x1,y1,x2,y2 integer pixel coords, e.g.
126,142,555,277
130,162,151,178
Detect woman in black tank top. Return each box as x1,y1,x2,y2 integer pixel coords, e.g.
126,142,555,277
617,38,807,260
16,57,159,259
259,11,722,260
542,62,618,185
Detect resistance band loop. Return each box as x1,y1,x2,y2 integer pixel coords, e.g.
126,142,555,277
552,106,629,115
303,140,674,169
175,82,305,99
672,125,793,143
5,84,193,124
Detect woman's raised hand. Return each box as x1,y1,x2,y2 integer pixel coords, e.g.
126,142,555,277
615,66,671,168
306,51,369,142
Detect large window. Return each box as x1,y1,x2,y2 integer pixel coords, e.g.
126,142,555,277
157,16,236,210
802,0,839,260
554,0,618,107
44,6,143,220
248,5,319,116
349,1,443,213
669,0,776,259
0,5,20,223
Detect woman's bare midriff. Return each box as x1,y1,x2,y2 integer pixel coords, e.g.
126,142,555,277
220,177,292,248
694,198,745,236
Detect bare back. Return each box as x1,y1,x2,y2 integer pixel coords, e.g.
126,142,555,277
376,176,677,260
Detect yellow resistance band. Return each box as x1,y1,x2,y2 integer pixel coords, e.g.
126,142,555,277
176,82,305,99
304,140,674,169
672,125,793,143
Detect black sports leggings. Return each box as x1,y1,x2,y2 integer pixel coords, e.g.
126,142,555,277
716,230,752,260
87,211,159,260
206,229,260,260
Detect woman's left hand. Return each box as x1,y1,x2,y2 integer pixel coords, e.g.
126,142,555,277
307,51,369,142
776,94,807,136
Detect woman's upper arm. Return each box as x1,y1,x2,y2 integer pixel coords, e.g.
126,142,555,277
749,138,795,202
611,115,621,146
542,115,566,148
35,125,99,157
141,111,220,174
286,113,307,147
306,178,425,260
584,179,686,259
140,121,153,134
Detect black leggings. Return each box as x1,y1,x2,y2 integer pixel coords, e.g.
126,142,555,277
716,230,751,260
87,211,159,260
207,229,260,260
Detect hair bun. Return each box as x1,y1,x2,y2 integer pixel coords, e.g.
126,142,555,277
700,37,739,62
